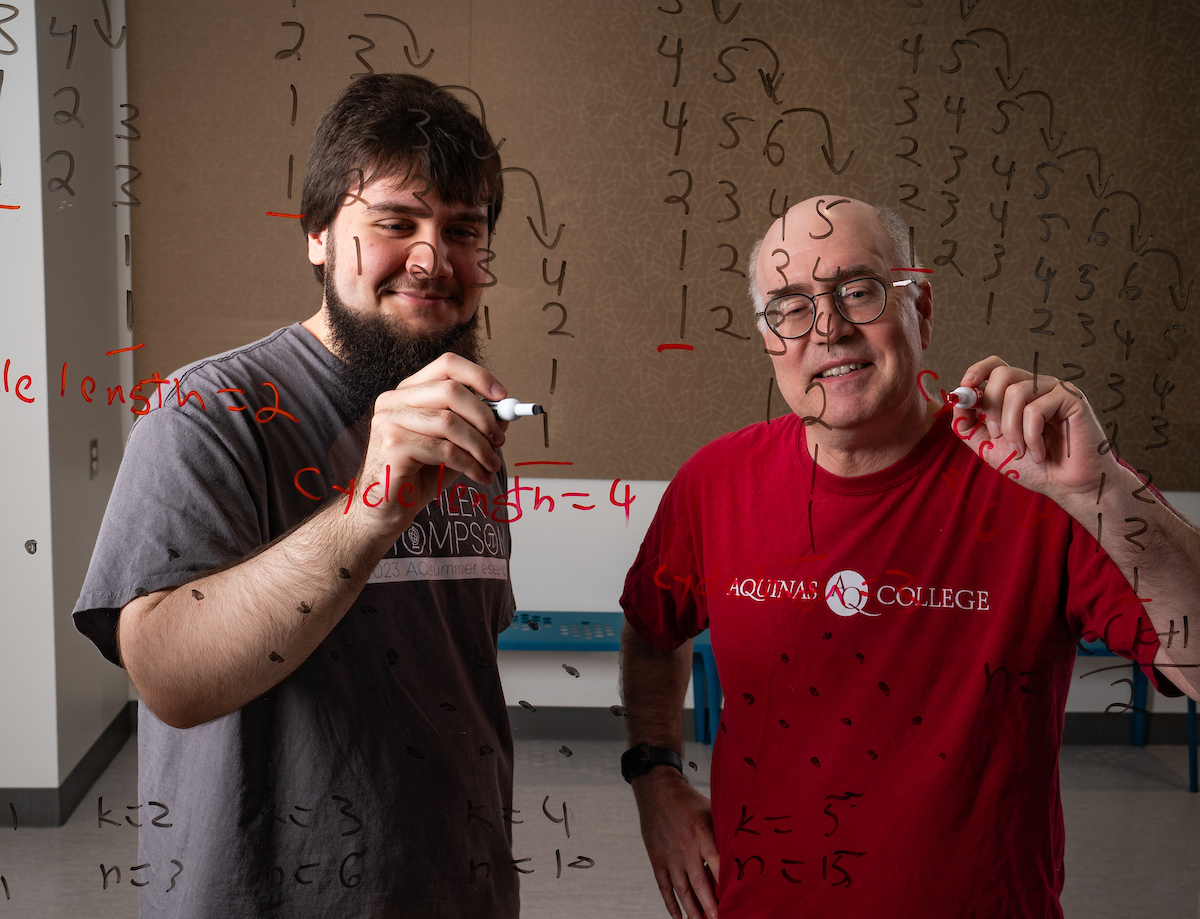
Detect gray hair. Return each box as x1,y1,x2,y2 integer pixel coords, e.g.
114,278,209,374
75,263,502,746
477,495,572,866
748,203,925,333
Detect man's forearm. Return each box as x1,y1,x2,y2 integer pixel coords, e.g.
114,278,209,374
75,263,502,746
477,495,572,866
1059,463,1200,700
621,623,694,751
119,497,404,728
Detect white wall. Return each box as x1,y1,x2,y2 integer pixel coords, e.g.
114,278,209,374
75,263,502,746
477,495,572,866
0,0,132,791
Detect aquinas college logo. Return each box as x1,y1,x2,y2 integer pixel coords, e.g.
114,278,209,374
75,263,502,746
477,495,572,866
824,570,879,617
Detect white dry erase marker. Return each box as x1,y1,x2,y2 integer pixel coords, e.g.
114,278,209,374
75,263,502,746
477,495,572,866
485,398,544,421
946,384,985,409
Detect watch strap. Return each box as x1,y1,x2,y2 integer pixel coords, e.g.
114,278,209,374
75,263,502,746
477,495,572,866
621,742,683,784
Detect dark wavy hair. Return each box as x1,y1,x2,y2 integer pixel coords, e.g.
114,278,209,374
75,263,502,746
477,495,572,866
300,74,504,283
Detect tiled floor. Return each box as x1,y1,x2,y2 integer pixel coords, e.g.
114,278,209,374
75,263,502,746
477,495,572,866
0,738,1195,917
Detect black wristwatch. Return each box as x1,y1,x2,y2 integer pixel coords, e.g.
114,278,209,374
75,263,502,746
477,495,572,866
621,742,683,784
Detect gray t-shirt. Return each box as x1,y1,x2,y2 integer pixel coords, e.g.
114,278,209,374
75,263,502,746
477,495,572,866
74,324,518,918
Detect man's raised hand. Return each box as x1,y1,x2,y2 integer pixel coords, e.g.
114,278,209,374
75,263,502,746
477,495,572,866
352,353,508,541
951,355,1117,501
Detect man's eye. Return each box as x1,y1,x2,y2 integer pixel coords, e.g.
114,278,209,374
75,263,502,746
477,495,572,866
380,222,414,232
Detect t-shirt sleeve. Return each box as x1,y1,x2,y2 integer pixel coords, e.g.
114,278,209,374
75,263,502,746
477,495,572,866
620,465,707,652
1064,513,1184,698
73,404,265,667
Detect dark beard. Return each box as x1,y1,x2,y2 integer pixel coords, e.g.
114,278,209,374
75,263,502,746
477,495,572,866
323,240,483,421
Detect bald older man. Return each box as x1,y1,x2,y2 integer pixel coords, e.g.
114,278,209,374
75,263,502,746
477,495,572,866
618,197,1200,919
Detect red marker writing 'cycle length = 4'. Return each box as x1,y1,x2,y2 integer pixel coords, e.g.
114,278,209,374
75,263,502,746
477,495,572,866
945,383,985,410
485,398,544,421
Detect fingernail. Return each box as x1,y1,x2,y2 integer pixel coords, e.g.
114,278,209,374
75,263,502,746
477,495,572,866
489,384,505,398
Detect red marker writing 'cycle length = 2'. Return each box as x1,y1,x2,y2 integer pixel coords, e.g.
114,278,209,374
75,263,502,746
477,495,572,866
485,398,543,421
945,383,985,410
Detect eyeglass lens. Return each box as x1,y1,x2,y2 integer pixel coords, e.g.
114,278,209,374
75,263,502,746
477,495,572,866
764,278,887,338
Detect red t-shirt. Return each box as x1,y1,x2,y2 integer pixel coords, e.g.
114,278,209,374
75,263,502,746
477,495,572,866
622,412,1170,918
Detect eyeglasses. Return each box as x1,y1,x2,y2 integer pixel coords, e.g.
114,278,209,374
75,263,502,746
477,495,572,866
757,277,914,340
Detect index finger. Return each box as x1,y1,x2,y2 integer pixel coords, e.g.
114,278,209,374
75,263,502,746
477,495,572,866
959,354,1009,390
404,352,507,401
401,352,508,440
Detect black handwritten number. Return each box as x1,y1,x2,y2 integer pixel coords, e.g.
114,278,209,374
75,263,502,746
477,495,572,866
992,157,1016,191
1153,374,1174,411
348,35,376,78
829,851,865,888
543,303,574,338
939,191,959,227
1030,309,1053,336
49,17,76,69
408,108,432,150
149,801,173,828
802,380,830,429
1146,416,1169,450
717,180,740,223
989,199,1008,238
1077,313,1096,348
1033,161,1063,199
1036,213,1069,243
113,165,141,207
661,100,688,156
1034,258,1056,303
895,86,919,125
663,168,692,214
991,100,1022,135
1112,320,1134,360
1097,420,1119,458
771,248,790,286
276,21,304,60
711,306,751,340
1119,262,1141,301
762,118,787,166
982,244,1005,281
45,150,75,196
657,35,683,88
1103,373,1125,413
53,87,83,127
712,45,746,83
939,38,979,73
1132,469,1155,503
717,243,745,277
895,136,921,167
657,0,682,12
944,95,965,133
898,184,924,212
0,5,16,56
542,258,566,296
117,103,140,141
899,33,924,73
1061,363,1085,398
1075,264,1096,301
944,145,967,184
472,248,497,288
718,111,754,150
934,240,963,277
1106,678,1138,714
1089,208,1110,247
340,852,363,888
1123,518,1148,550
1164,325,1185,361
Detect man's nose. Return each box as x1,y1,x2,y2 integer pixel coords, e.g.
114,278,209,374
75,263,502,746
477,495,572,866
405,234,452,281
813,296,855,345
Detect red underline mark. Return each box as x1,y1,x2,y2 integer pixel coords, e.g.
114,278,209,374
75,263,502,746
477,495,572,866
514,461,575,466
0,204,20,210
266,211,305,219
891,267,934,273
105,343,146,355
657,343,694,352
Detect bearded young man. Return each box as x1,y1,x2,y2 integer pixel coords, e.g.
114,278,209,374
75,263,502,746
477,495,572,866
619,197,1200,919
73,74,521,917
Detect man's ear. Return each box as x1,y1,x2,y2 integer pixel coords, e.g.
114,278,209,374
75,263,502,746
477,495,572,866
307,228,329,267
